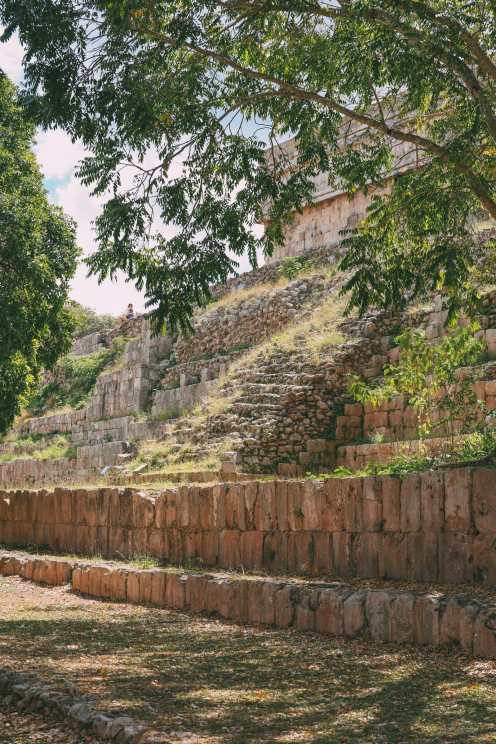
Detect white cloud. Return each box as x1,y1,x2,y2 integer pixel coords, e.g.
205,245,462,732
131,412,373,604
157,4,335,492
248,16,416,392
0,32,23,83
35,129,87,181
52,174,147,315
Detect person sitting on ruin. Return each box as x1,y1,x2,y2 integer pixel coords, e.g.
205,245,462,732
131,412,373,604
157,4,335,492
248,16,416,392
119,303,135,324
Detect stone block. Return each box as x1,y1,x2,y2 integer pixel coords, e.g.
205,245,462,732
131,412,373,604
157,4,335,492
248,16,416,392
263,532,288,573
380,533,408,580
366,591,391,642
287,481,304,531
421,471,444,532
165,573,186,609
110,570,127,602
287,532,314,574
166,528,183,564
201,531,219,566
472,534,496,584
457,600,482,655
295,590,316,632
400,474,421,532
185,573,208,613
343,591,366,637
473,468,496,533
439,533,473,584
315,587,350,636
259,481,277,531
354,533,380,578
382,477,401,532
414,594,441,647
138,571,153,605
229,579,249,624
88,565,105,597
78,567,91,596
389,594,415,644
473,608,496,659
406,532,438,582
313,532,333,575
71,567,82,593
154,494,168,529
148,529,166,559
332,533,352,577
343,478,363,532
108,527,132,559
362,477,383,531
323,479,345,532
219,529,241,569
212,484,227,529
245,579,264,625
118,490,134,528
126,571,141,604
258,581,278,626
163,489,178,528
302,481,324,531
243,482,260,531
215,579,236,619
183,530,202,562
240,531,263,571
274,584,295,628
133,493,155,528
444,468,471,531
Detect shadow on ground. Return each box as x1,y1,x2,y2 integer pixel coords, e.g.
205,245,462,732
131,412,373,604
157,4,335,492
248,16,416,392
0,578,495,743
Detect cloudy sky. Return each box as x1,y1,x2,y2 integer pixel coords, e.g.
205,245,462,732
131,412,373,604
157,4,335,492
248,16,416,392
1,34,259,316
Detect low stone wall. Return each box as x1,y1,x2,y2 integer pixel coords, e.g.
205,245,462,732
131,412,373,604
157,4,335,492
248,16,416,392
0,467,494,584
1,551,495,658
0,457,85,490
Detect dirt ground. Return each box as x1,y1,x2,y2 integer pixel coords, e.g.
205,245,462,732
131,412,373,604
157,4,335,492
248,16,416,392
1,576,496,743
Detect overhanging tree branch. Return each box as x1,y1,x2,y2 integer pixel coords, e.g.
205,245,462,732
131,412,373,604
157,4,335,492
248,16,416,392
135,21,496,220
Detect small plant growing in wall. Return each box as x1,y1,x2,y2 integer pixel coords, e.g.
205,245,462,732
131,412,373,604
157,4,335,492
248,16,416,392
277,256,313,281
348,320,486,448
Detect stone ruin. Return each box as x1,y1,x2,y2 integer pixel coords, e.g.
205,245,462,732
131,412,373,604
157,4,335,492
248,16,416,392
1,148,496,662
1,237,496,490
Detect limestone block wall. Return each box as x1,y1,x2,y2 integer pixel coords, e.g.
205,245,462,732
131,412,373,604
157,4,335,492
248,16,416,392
160,354,237,389
87,364,154,420
152,378,218,418
0,467,494,584
268,184,391,262
71,331,107,357
0,457,81,490
75,441,130,469
336,377,496,445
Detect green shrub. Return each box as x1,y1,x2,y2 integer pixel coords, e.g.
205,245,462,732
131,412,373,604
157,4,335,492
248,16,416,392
27,337,126,415
277,256,313,281
349,321,486,444
66,300,117,338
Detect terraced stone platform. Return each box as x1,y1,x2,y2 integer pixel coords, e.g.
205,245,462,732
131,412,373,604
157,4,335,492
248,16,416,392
0,462,495,659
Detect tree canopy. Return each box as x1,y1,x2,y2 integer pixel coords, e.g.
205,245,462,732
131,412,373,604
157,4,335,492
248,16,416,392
0,73,78,434
2,1,495,329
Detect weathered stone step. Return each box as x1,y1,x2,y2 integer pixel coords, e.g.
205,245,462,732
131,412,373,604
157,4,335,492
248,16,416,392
230,402,284,416
1,550,495,659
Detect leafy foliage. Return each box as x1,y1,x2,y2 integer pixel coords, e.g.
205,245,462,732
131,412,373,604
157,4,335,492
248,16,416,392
2,2,496,329
66,300,117,339
349,320,486,442
0,74,78,434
